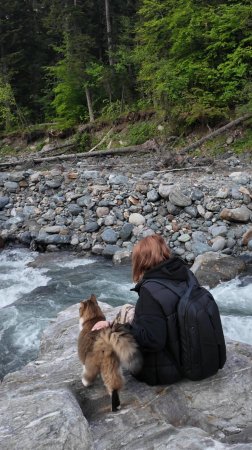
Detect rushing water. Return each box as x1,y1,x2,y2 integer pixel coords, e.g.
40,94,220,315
0,247,251,380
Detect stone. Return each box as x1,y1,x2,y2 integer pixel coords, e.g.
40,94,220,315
108,174,129,185
178,233,191,243
184,205,198,218
119,223,134,241
45,177,63,189
8,172,25,182
96,206,110,218
113,250,132,264
42,226,66,234
208,225,228,237
166,201,181,216
103,244,121,256
80,170,99,180
35,232,71,246
191,188,204,201
197,205,205,217
101,227,118,244
191,252,246,288
158,184,173,199
1,302,252,450
242,228,252,246
216,187,230,199
220,206,251,223
67,203,83,216
211,236,226,252
129,213,146,226
169,189,192,207
147,189,160,202
4,181,19,192
0,196,9,210
77,195,94,208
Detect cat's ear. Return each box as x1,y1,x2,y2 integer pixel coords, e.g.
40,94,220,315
90,294,97,302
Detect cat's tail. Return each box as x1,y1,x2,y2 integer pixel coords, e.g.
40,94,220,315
100,325,143,375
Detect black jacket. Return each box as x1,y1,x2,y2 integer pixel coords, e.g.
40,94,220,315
130,257,194,386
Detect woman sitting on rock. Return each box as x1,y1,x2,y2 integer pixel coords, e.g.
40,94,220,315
92,234,225,385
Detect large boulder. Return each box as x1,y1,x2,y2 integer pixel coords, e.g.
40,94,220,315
0,302,252,450
191,252,247,288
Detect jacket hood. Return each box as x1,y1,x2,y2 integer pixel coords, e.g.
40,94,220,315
132,256,188,292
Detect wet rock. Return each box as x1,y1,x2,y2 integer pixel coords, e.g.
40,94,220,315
103,244,120,256
191,252,246,288
1,302,252,450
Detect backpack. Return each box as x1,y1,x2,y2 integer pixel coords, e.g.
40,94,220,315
142,271,226,381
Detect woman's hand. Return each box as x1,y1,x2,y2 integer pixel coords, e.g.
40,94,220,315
91,320,110,331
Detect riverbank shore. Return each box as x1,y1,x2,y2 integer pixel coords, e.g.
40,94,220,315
1,151,252,266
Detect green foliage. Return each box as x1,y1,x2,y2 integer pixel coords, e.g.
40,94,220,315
1,0,251,134
0,144,17,157
0,78,17,131
126,122,157,145
135,0,252,126
233,128,252,154
74,131,91,152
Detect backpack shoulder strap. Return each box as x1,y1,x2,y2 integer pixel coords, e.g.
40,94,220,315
141,271,197,313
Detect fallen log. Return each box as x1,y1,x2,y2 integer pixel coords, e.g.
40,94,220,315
179,113,252,155
0,139,159,167
33,139,159,163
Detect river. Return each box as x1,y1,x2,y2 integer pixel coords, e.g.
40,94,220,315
0,247,251,379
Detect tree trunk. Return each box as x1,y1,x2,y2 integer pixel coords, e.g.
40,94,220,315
105,0,113,66
179,114,252,155
85,87,95,123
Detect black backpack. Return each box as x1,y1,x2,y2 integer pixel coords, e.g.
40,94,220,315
143,271,226,381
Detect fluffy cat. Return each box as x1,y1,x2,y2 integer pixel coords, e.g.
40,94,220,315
78,294,142,412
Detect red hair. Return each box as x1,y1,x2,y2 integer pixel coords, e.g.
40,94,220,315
132,235,171,283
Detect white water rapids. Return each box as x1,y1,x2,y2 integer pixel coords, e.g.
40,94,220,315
0,247,251,379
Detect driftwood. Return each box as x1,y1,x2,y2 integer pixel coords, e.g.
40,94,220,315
88,128,114,152
0,140,158,168
32,139,159,163
179,113,252,155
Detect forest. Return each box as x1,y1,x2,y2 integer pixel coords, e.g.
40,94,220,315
0,0,252,134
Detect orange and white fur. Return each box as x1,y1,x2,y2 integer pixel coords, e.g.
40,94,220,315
78,294,142,411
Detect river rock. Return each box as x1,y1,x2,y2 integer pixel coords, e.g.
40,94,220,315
101,227,118,244
0,302,252,450
191,252,246,288
147,189,160,202
35,232,71,246
0,196,9,210
119,223,134,241
169,189,192,207
4,181,19,192
96,206,110,218
242,228,252,246
211,236,226,252
45,176,63,189
158,184,173,199
220,206,251,223
129,213,146,226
